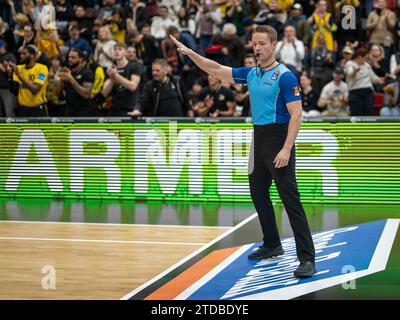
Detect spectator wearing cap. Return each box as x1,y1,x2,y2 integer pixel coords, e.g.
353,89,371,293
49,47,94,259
344,47,385,116
0,39,17,117
338,45,354,69
150,5,180,41
64,24,91,58
56,48,96,117
4,45,49,116
93,26,116,69
367,0,396,58
300,71,320,117
287,3,311,45
275,25,305,78
224,0,249,37
126,0,150,34
102,42,142,116
318,66,349,116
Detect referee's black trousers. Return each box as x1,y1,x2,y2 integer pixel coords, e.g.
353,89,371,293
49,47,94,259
248,123,315,263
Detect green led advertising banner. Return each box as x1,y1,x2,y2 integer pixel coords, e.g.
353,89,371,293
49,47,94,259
0,121,399,204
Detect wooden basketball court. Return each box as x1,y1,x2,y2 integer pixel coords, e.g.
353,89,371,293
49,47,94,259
0,221,229,299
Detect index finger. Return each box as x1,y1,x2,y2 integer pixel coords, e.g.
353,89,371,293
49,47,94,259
169,35,181,47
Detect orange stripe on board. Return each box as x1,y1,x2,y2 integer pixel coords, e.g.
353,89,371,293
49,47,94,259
145,246,242,300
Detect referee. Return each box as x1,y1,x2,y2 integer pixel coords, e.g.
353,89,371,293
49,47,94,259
170,25,316,278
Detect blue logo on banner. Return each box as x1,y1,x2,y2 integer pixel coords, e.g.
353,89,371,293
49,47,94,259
186,220,393,300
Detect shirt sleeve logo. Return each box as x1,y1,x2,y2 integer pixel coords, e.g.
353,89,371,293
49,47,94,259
38,73,46,81
293,86,300,96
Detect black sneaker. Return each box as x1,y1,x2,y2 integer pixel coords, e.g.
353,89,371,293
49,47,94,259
247,245,284,260
294,261,316,278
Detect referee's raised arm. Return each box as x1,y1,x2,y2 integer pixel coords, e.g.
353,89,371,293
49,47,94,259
169,35,234,83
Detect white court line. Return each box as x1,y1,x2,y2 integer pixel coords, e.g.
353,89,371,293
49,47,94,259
120,212,258,300
0,220,231,229
0,236,207,246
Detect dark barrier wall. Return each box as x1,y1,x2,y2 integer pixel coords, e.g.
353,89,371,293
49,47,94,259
0,117,399,204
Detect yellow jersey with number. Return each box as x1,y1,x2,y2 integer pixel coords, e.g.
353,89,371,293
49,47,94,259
13,63,49,107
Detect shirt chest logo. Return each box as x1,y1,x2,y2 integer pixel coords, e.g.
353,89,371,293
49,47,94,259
271,70,280,81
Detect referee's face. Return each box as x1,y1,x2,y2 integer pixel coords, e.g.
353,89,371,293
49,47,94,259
252,32,276,65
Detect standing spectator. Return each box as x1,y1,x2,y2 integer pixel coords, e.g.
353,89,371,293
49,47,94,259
242,17,256,53
368,44,389,92
196,74,235,117
56,48,95,117
102,43,142,116
195,0,222,50
210,23,246,67
309,34,335,95
73,5,93,43
130,30,163,79
161,0,182,19
338,45,354,69
317,66,349,116
308,0,335,52
16,24,35,50
64,24,91,58
150,5,179,41
287,3,311,46
98,0,118,24
299,71,320,117
165,26,197,72
0,39,17,117
275,25,305,78
106,8,126,44
177,7,196,36
366,0,396,58
93,26,116,69
344,48,384,116
4,45,48,116
126,0,150,33
131,59,189,116
225,0,249,37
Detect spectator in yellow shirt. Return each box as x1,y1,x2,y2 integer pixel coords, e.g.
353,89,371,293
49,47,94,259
4,45,48,116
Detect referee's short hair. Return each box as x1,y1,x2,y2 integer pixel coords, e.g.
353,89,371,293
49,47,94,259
254,25,277,43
